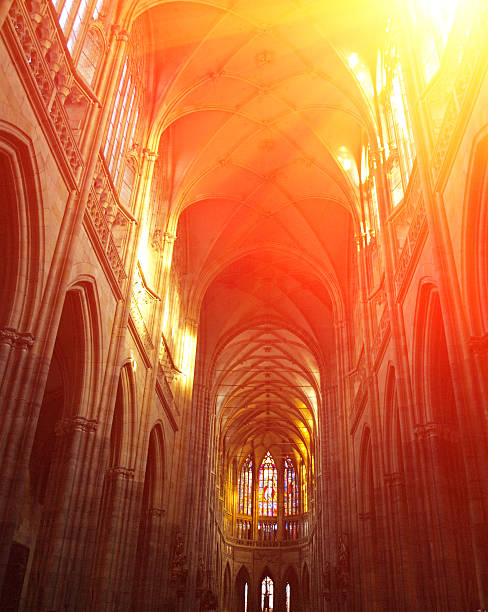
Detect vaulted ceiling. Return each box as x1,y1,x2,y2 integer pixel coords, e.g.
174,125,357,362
129,0,389,466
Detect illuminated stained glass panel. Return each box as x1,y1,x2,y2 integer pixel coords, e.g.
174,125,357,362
238,455,253,515
259,451,277,516
284,457,298,516
261,576,273,611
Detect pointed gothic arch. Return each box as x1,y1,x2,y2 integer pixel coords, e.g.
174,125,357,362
411,280,476,610
283,566,300,612
463,128,488,335
0,121,43,331
259,568,275,612
234,565,251,612
223,562,231,612
132,423,167,609
383,363,404,476
301,564,310,612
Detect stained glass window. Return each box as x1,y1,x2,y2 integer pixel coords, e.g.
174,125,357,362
284,457,298,516
258,521,277,541
238,455,253,515
261,576,273,612
286,583,290,612
259,452,277,516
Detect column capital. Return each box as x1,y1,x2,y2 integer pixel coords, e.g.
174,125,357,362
0,327,34,349
468,332,488,355
106,466,135,480
114,27,130,43
143,148,158,162
147,507,166,517
384,471,404,487
186,317,199,329
414,421,456,442
55,416,98,436
163,232,177,244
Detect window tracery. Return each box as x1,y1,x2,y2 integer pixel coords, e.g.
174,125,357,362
378,44,415,207
102,21,144,199
284,456,298,516
238,455,253,515
261,576,273,612
259,451,277,517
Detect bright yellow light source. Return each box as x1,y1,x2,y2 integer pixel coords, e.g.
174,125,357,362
348,52,359,69
340,157,351,171
423,0,459,42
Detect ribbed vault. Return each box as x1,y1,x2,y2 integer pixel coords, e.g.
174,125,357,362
129,0,389,485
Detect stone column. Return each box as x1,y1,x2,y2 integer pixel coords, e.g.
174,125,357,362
132,507,167,611
277,462,284,541
384,472,411,610
414,422,470,610
90,466,141,611
25,415,99,611
0,0,15,29
0,328,35,587
397,7,488,603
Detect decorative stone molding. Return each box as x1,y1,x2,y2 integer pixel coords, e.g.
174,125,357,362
170,527,188,589
147,507,166,518
414,422,457,443
395,194,427,295
468,333,488,355
0,327,34,349
106,466,135,480
163,232,177,245
7,0,85,176
55,416,98,436
384,472,404,487
85,157,131,287
129,293,154,355
322,561,331,600
143,148,158,162
336,535,351,597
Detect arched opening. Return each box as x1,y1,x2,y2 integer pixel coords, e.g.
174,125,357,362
464,131,488,334
92,363,136,608
132,424,165,610
234,565,250,612
302,564,310,612
4,283,99,611
261,575,274,612
358,426,382,605
0,125,42,332
413,283,477,610
283,566,300,612
223,562,231,612
383,365,409,607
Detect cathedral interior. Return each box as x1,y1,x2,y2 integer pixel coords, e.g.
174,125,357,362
1,0,488,610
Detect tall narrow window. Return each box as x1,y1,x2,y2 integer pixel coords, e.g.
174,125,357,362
238,455,253,515
285,583,290,612
284,457,298,516
261,576,273,612
77,28,103,86
102,20,144,199
244,582,248,612
55,0,100,54
416,0,460,84
379,48,415,207
259,452,277,517
301,463,308,513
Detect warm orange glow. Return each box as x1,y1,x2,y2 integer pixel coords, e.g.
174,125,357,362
180,325,197,380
